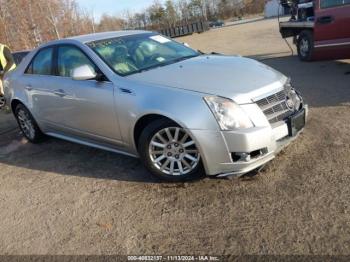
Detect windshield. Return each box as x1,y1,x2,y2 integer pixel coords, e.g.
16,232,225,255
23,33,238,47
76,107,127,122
87,33,199,76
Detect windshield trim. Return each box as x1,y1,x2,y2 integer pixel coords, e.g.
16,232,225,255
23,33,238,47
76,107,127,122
86,33,199,77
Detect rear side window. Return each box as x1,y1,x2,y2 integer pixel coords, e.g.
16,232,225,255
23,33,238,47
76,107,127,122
321,0,350,8
26,48,54,75
13,52,29,65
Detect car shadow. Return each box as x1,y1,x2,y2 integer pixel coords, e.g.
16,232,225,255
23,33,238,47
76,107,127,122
0,128,166,183
0,55,349,183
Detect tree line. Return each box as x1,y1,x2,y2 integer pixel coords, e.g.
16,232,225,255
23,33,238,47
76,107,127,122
124,0,265,29
0,0,265,51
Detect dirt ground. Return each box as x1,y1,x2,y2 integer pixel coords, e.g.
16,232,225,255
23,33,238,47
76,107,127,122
0,18,349,255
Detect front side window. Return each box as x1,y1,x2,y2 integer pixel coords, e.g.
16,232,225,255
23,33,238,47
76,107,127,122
87,33,199,76
28,48,54,75
321,0,350,8
57,46,96,77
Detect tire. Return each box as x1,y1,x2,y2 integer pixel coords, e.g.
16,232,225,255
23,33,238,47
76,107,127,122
0,95,5,109
14,104,44,143
297,30,314,62
138,119,204,182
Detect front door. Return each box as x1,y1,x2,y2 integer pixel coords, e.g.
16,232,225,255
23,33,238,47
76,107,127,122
50,45,122,145
314,0,350,59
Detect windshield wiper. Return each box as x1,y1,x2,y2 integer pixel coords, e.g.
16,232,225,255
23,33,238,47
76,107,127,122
169,54,199,63
128,54,199,76
129,63,167,75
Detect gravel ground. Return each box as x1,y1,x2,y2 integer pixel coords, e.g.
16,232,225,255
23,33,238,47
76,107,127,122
0,18,349,255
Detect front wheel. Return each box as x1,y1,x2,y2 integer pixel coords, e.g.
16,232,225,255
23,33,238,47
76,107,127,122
138,119,204,182
297,30,314,61
15,104,44,143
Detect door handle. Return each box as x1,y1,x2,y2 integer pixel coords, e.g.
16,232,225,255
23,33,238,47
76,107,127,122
53,89,66,97
317,16,334,25
25,85,33,91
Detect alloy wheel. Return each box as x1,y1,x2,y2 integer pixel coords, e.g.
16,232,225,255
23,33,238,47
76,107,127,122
0,95,5,109
149,127,200,176
300,38,309,57
17,109,35,140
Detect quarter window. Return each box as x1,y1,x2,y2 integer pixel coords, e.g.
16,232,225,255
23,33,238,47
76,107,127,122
27,48,54,75
57,46,96,77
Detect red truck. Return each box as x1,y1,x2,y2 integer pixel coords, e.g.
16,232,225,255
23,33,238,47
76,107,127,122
280,0,350,61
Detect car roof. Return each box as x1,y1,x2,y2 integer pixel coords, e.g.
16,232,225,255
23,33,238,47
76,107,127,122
30,30,157,53
67,30,152,44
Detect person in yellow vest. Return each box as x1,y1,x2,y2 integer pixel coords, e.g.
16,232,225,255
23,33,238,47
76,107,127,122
0,44,16,108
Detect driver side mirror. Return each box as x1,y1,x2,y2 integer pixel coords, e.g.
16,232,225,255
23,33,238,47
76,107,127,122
72,65,97,81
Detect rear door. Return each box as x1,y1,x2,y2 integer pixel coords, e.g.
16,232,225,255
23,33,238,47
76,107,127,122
314,0,350,58
22,47,62,129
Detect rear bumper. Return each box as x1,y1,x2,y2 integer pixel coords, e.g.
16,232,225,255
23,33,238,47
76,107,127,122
190,105,308,177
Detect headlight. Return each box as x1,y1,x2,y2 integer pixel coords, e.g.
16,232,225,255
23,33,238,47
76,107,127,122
284,79,302,111
204,96,254,130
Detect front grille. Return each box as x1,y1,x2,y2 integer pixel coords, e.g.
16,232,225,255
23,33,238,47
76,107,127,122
256,90,294,124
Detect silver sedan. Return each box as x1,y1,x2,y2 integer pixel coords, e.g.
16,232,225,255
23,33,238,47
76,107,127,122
4,31,307,181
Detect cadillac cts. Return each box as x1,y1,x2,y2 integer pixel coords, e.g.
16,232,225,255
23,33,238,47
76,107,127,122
4,31,307,181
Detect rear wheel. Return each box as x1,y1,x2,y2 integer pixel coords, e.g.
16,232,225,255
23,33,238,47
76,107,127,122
0,95,5,109
138,119,204,182
297,30,314,61
15,104,44,143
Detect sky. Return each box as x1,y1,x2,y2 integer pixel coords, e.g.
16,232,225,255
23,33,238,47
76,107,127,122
76,0,165,20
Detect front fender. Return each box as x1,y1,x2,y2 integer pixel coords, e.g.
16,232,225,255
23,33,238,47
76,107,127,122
115,81,220,153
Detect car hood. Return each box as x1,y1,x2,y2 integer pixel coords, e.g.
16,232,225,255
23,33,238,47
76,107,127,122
127,55,288,104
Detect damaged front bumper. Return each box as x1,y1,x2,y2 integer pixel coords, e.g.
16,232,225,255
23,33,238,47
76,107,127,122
190,105,308,178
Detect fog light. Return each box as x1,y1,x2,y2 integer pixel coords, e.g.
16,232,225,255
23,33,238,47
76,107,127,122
231,152,250,162
231,148,268,163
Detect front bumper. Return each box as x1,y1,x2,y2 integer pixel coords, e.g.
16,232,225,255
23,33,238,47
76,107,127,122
190,105,308,177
